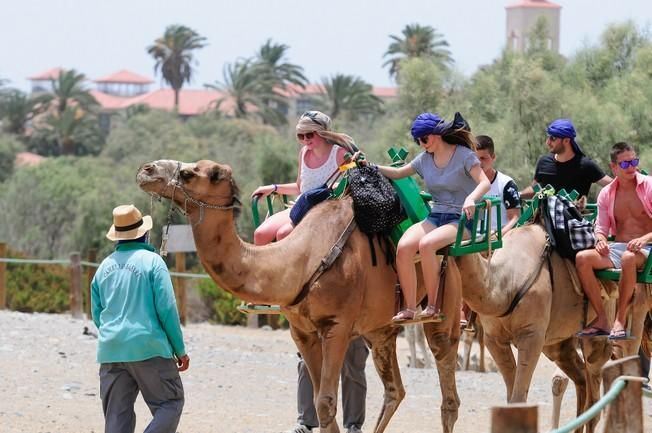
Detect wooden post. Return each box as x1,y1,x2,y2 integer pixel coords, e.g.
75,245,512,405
491,403,538,433
85,249,97,320
602,355,643,433
247,313,260,329
174,252,187,325
70,252,83,319
0,243,6,310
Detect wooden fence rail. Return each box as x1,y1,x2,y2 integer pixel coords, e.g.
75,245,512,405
0,242,205,324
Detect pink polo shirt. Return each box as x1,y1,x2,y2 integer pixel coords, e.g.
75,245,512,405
595,172,652,237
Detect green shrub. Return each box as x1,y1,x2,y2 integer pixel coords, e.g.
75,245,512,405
5,248,70,313
196,278,247,325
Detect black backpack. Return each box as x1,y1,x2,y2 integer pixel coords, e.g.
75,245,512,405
540,194,596,260
347,165,405,234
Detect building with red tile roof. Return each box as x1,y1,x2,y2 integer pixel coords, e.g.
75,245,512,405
94,70,154,84
28,68,397,127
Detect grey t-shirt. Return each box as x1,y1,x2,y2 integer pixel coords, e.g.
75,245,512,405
410,146,480,214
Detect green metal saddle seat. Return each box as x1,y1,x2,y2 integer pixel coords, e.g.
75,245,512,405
385,147,503,256
515,184,652,284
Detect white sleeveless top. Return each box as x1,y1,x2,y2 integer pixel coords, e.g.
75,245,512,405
299,145,340,193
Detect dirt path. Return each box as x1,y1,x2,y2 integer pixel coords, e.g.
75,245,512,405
1,311,650,433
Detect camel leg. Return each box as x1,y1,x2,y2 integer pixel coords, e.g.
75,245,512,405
461,328,474,371
315,329,354,433
405,324,418,368
510,329,545,402
543,339,587,433
290,326,324,423
477,324,486,373
483,332,517,399
550,367,569,430
579,338,612,433
291,325,349,433
424,326,460,433
364,326,404,433
416,323,433,368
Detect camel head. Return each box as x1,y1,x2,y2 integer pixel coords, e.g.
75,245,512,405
136,159,241,217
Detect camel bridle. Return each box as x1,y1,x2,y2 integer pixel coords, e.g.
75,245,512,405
147,161,242,255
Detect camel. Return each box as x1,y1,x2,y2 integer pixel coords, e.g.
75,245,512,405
454,224,615,432
136,159,465,433
550,288,652,428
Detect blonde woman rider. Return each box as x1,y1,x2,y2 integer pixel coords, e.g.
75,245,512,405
252,110,352,245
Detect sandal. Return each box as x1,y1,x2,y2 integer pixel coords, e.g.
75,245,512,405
417,305,445,322
392,309,416,323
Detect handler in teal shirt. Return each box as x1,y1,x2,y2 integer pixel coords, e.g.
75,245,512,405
91,204,189,433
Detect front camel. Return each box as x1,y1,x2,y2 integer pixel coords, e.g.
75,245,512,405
136,159,464,433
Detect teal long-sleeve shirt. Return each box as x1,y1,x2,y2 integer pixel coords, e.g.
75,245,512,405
91,242,186,363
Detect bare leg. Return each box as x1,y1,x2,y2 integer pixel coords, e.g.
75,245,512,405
395,222,434,311
253,209,292,245
613,251,646,333
276,222,295,241
418,224,457,306
575,249,613,332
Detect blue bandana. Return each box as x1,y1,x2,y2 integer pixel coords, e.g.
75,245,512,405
547,118,584,155
410,112,451,139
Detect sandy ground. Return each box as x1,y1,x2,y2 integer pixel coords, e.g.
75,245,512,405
1,310,650,433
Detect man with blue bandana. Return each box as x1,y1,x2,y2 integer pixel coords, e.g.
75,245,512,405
520,118,612,199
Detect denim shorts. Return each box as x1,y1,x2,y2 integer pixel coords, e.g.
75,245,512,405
608,242,651,269
426,211,474,233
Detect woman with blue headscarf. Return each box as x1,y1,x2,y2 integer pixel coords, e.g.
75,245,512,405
370,112,490,322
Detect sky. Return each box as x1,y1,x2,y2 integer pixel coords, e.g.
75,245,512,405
2,0,651,92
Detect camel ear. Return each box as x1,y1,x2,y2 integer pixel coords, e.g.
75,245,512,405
208,164,231,184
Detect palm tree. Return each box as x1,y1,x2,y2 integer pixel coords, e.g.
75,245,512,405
206,59,287,125
254,39,308,88
32,69,100,155
38,69,98,115
147,25,207,110
319,74,383,120
0,89,43,134
383,23,454,79
254,39,308,123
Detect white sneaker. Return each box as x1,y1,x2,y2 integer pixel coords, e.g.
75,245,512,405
285,424,312,433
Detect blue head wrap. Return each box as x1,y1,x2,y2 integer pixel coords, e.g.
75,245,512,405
547,118,584,155
410,112,451,140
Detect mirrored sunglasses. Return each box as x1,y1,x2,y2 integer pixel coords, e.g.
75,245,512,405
297,132,315,141
618,158,639,169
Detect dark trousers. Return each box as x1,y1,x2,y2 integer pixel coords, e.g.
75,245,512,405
99,357,184,433
297,337,368,429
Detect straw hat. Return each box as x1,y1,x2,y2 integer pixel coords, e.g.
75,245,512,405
106,204,153,241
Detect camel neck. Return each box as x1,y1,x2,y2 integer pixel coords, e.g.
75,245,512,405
189,213,299,305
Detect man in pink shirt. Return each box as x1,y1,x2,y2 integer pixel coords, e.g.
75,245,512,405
575,142,652,340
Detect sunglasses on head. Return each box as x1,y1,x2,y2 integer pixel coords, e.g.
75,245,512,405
617,158,639,169
414,135,430,145
297,132,315,141
302,111,327,129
